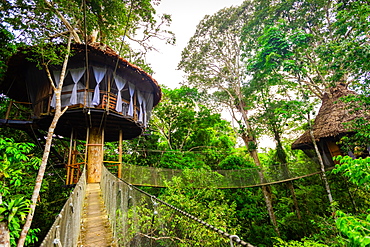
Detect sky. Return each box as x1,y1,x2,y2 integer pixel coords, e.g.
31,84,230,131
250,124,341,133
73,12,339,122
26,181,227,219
145,0,275,149
146,0,244,88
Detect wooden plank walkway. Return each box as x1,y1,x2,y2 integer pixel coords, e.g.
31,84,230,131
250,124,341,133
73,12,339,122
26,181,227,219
78,183,115,247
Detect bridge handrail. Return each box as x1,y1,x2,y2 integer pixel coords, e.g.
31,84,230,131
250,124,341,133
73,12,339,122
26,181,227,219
2,100,33,120
101,166,254,246
40,168,86,247
120,162,320,188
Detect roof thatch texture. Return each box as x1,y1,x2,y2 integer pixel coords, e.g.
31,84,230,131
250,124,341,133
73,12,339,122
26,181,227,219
292,85,364,150
1,42,162,107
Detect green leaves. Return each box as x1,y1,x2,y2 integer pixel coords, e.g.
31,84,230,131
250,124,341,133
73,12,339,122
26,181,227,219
0,196,40,246
335,210,370,247
332,156,370,246
178,3,250,90
0,0,174,69
333,155,370,190
242,0,370,99
0,197,30,225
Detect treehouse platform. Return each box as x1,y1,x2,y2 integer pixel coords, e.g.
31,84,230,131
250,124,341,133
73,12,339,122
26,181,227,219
0,42,161,141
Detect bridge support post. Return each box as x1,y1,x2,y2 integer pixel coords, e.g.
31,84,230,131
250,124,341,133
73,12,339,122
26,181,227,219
118,129,122,179
87,127,104,183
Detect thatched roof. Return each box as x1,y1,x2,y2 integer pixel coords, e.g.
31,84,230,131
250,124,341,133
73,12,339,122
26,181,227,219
1,42,162,107
291,85,364,150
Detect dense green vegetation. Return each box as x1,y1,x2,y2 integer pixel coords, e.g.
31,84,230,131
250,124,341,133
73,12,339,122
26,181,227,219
0,0,369,246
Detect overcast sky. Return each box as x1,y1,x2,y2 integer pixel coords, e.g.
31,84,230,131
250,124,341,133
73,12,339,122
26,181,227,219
146,0,244,88
144,0,275,148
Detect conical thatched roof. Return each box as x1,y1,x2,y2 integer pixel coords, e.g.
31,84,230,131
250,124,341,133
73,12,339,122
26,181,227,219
1,42,162,107
292,85,363,150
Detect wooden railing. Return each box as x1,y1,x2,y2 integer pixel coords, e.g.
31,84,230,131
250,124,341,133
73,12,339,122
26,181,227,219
3,100,33,120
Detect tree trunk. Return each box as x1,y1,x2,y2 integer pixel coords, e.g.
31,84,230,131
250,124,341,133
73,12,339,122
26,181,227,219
0,220,10,247
87,127,104,183
274,129,301,219
241,133,280,235
0,195,9,246
237,96,280,235
17,35,72,247
309,128,335,214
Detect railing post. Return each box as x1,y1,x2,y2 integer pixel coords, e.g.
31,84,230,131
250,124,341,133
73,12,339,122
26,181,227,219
5,100,13,119
66,130,74,185
118,130,122,179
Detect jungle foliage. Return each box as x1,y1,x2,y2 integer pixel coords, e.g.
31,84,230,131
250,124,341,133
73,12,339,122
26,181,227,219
0,0,369,246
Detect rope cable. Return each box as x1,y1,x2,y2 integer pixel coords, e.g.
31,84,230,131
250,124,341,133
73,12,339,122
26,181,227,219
117,176,255,247
29,126,66,184
82,0,92,125
113,0,135,76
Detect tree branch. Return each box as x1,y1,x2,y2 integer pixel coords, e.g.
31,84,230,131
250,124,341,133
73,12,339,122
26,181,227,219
43,0,81,43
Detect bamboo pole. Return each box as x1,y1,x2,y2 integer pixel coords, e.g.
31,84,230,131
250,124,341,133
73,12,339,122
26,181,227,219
118,130,123,179
134,91,137,121
66,130,74,185
5,100,13,119
85,127,89,175
107,73,111,112
71,137,77,184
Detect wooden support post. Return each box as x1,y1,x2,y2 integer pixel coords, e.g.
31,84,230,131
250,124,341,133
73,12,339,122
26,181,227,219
87,127,104,183
107,73,111,112
47,87,53,114
101,128,105,166
71,139,77,184
133,91,137,121
66,130,74,185
118,130,123,179
5,100,13,120
84,128,89,175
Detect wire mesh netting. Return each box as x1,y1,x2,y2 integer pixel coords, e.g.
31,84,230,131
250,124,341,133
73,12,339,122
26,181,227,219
101,166,251,246
120,162,319,188
40,168,86,247
40,161,320,246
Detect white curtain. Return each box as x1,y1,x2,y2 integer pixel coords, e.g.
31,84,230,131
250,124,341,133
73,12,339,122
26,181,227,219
144,92,153,126
142,99,147,126
128,83,135,116
114,74,126,113
137,91,144,123
92,66,107,106
61,83,87,107
50,70,61,108
69,68,85,105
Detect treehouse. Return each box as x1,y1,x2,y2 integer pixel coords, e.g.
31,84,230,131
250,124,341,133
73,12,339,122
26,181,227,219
0,43,161,141
291,85,367,167
0,42,161,184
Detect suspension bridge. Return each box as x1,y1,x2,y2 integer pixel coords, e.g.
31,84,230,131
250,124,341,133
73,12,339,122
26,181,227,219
39,163,324,247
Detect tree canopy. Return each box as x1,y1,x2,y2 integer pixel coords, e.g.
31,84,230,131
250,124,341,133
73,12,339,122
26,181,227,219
1,0,370,246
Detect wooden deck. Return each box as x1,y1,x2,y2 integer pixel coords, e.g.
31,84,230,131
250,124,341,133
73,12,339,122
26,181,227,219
79,183,115,247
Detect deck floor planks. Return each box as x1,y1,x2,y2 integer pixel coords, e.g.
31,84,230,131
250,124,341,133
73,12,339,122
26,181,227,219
79,183,115,247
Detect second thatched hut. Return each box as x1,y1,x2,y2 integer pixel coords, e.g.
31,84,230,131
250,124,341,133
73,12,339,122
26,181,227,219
291,85,368,167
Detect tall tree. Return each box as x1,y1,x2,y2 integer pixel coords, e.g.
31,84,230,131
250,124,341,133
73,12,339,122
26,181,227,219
250,88,304,219
241,0,370,214
178,3,280,234
17,34,72,247
242,0,370,99
125,86,238,170
0,0,174,64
